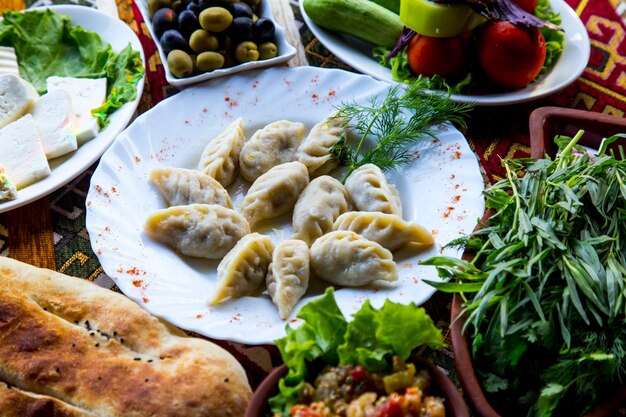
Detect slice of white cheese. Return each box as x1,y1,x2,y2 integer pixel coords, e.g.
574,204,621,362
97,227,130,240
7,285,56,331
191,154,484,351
0,114,50,189
47,76,107,144
0,74,38,129
31,90,78,159
96,0,119,19
0,165,17,202
0,47,19,77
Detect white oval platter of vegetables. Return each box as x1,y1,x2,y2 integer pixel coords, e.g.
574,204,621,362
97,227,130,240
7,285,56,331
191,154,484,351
136,0,297,88
0,5,145,213
85,65,485,344
300,0,590,105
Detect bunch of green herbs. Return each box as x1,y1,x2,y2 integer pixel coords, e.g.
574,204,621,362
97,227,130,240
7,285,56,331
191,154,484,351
423,132,626,416
330,78,474,181
269,288,443,417
0,9,144,128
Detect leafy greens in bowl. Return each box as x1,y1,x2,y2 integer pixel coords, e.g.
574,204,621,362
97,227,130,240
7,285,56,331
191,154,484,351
424,132,626,417
0,8,144,128
260,288,469,417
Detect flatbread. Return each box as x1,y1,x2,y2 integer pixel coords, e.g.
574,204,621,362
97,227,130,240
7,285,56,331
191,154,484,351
0,257,252,417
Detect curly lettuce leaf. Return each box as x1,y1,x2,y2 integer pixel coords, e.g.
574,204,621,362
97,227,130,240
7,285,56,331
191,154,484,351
0,9,144,127
536,0,564,75
338,299,444,372
270,289,347,417
269,288,443,416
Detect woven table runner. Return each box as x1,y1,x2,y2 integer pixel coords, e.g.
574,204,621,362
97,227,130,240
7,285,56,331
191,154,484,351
2,0,626,401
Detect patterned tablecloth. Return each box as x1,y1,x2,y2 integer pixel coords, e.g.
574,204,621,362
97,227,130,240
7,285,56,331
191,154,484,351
2,0,626,411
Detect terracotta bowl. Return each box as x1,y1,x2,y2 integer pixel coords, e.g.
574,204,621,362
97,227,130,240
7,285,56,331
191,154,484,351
245,357,471,417
451,107,626,417
529,106,626,159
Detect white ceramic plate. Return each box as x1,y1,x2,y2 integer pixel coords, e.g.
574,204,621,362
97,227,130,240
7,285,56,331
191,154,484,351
300,0,590,106
86,66,485,344
0,5,145,213
136,0,297,89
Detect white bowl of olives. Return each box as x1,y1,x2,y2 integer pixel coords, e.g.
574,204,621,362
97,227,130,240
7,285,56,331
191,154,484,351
137,0,297,88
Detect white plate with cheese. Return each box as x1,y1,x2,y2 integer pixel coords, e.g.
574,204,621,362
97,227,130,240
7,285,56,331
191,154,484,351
86,66,485,344
0,5,145,213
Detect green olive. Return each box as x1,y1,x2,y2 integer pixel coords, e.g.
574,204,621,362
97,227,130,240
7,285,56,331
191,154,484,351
189,54,199,74
167,49,193,78
234,41,259,63
189,29,219,53
148,0,172,17
197,51,225,72
258,42,277,60
199,7,233,33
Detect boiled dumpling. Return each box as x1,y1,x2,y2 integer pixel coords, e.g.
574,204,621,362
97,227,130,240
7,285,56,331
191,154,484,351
292,175,351,245
344,164,402,216
149,166,232,208
144,204,250,259
198,117,245,187
240,161,309,227
332,211,434,252
239,120,304,182
296,113,346,177
310,231,397,286
266,239,309,320
210,233,274,305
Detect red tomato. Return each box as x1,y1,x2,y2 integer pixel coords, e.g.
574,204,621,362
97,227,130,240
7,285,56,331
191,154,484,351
349,366,370,383
375,396,404,417
406,32,471,79
512,0,538,13
290,405,322,417
477,21,546,89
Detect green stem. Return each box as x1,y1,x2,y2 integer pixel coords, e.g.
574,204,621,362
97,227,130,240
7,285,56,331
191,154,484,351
342,107,386,182
557,130,585,170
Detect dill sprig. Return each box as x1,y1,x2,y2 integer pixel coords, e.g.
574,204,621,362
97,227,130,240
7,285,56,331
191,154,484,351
330,79,474,181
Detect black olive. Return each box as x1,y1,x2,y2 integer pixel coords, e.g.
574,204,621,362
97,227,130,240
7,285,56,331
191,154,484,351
171,0,185,14
187,2,201,15
253,17,275,44
178,10,200,38
161,29,188,55
197,0,213,10
230,2,253,18
153,8,178,40
212,0,234,12
229,16,253,42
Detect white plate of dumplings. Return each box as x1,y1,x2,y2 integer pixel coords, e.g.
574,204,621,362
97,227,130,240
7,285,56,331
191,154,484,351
86,66,485,344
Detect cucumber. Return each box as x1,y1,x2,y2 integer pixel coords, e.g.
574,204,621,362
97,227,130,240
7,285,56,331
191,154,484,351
369,0,400,14
303,0,403,48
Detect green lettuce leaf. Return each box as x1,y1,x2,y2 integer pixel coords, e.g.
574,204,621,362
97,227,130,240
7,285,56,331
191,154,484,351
296,288,348,364
269,288,443,416
535,0,564,76
338,299,444,372
0,9,144,128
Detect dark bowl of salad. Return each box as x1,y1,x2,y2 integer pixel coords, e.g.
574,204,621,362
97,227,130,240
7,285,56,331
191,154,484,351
246,288,470,417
